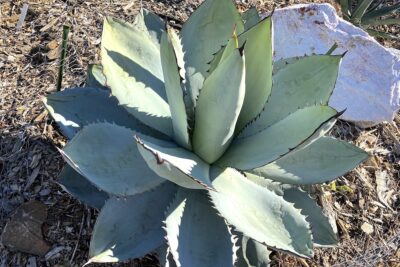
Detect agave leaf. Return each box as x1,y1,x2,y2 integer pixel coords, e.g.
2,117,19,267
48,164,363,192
243,238,271,267
250,136,368,185
245,173,338,247
366,29,400,40
61,123,165,196
241,8,260,31
58,165,108,209
206,22,241,76
88,182,176,263
207,46,225,74
211,19,272,134
86,64,107,89
193,49,245,163
236,236,271,267
364,18,400,26
164,191,185,265
168,28,195,124
289,110,341,154
158,245,178,267
105,14,163,77
218,106,338,170
363,3,400,20
236,236,249,267
281,187,338,247
165,189,235,267
101,16,173,136
326,43,339,55
242,172,284,193
160,30,191,149
339,0,350,20
366,0,384,12
180,0,244,104
168,29,186,81
43,87,164,140
141,9,165,44
220,34,239,62
271,56,302,75
135,136,213,190
351,0,375,23
235,16,273,131
204,33,238,75
209,167,313,258
241,55,342,137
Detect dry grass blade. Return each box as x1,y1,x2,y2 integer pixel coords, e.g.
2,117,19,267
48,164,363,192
56,25,70,91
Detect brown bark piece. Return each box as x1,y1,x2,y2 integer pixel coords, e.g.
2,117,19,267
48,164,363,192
1,200,50,256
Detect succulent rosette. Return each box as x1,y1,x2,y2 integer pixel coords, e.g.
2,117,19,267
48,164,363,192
44,0,368,266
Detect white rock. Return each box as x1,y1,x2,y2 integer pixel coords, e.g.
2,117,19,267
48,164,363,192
263,4,400,125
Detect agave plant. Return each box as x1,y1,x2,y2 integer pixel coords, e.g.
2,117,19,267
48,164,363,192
339,0,400,39
43,0,369,266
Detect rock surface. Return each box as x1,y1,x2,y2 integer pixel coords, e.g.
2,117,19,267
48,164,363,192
1,200,50,256
265,4,400,125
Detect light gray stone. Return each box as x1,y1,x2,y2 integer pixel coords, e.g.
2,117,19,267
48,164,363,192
263,4,400,126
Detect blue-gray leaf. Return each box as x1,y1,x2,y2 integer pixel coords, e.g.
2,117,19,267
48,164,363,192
210,167,313,258
136,136,213,190
251,136,368,185
245,173,338,247
88,182,177,263
86,64,107,89
180,0,244,104
193,48,245,163
43,87,163,140
101,16,173,137
241,8,260,31
58,165,108,209
165,189,235,267
219,106,338,170
242,55,342,137
61,123,165,196
236,235,271,267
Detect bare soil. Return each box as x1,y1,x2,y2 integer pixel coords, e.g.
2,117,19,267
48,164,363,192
0,0,399,266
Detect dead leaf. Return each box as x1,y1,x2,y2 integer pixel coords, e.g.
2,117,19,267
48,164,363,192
364,155,379,169
34,110,48,123
337,218,349,239
40,17,59,32
47,48,60,60
298,258,310,267
45,246,66,260
123,1,135,11
24,167,40,191
47,40,59,50
375,170,393,210
386,130,400,155
16,105,26,115
355,169,374,190
5,15,19,24
361,222,374,235
29,154,41,169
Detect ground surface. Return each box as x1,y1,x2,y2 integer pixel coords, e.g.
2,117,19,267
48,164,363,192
0,0,399,266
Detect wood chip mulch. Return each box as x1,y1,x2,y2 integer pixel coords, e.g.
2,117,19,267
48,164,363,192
0,0,399,266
